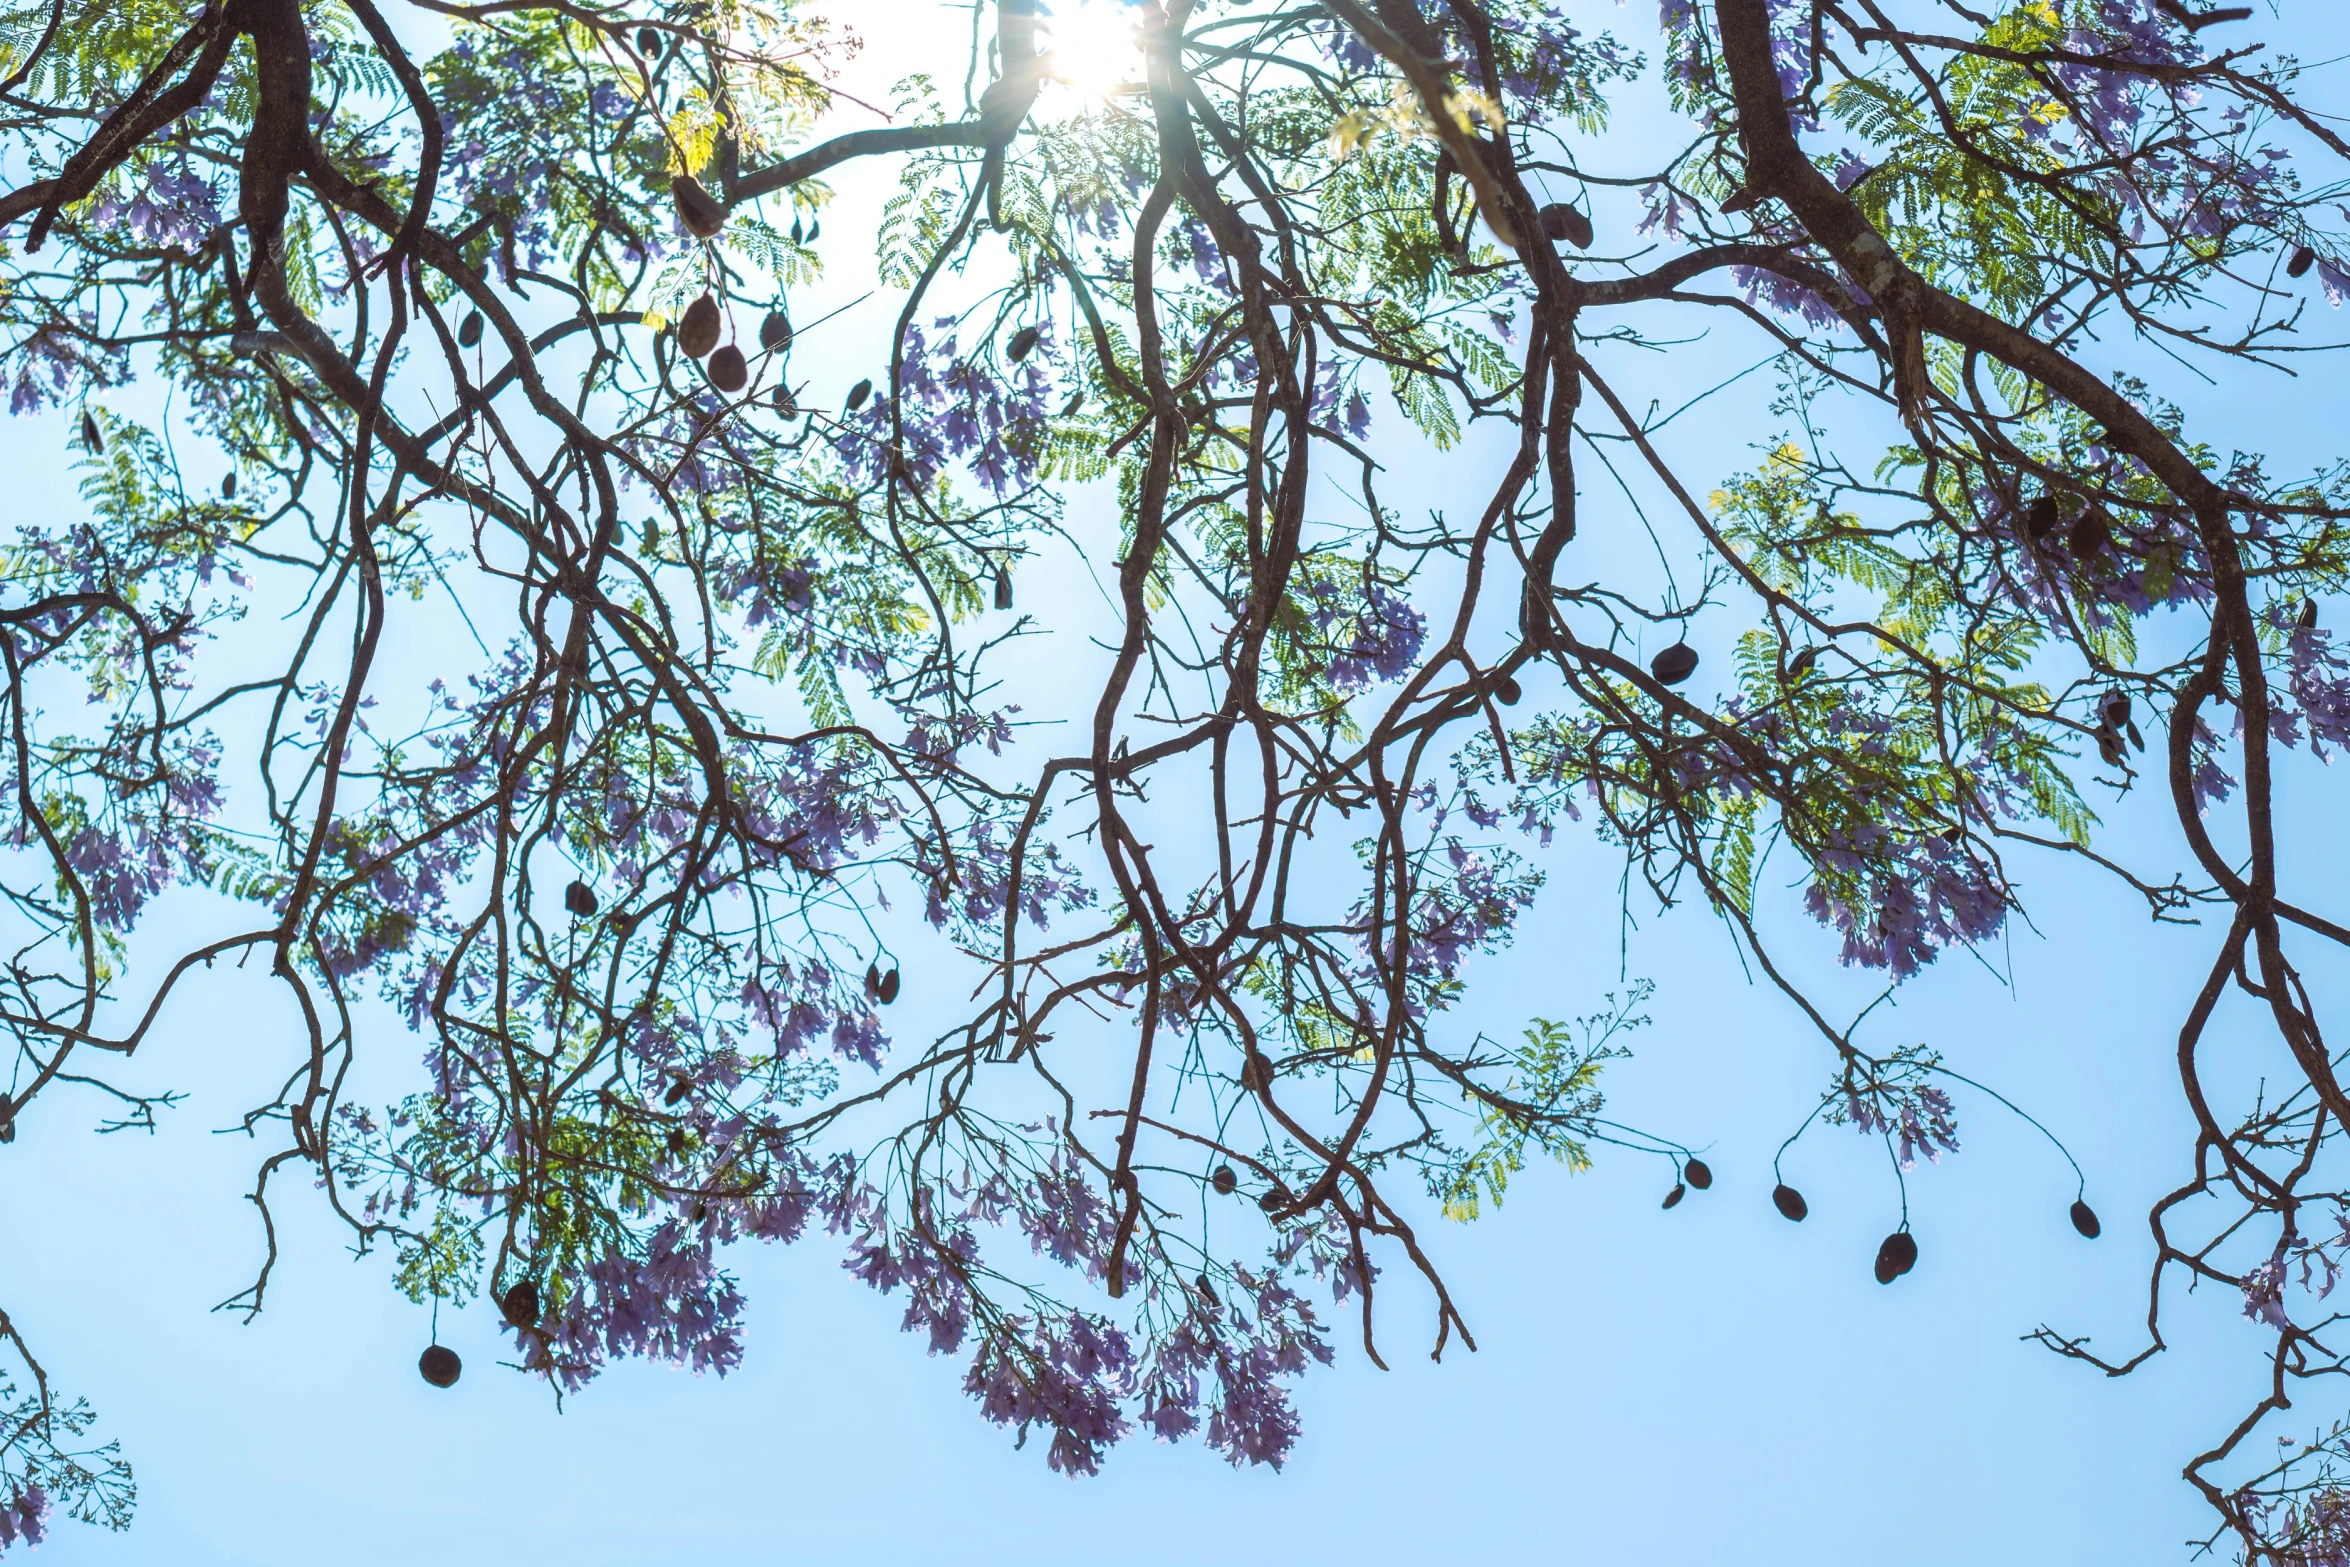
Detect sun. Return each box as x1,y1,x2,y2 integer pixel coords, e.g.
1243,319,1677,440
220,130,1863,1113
1042,0,1144,106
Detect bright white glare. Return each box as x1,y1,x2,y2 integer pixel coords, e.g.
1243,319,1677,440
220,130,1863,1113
1043,0,1144,106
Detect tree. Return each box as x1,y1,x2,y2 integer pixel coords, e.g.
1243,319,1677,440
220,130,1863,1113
1,0,2346,1554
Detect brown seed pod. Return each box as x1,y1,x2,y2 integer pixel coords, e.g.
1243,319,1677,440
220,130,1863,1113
845,378,873,411
2066,508,2112,558
865,962,883,998
1257,1186,1288,1214
671,175,726,240
500,1280,541,1329
564,880,599,917
666,1128,688,1155
418,1345,462,1387
222,471,237,499
1195,1274,1217,1306
2070,1199,2102,1239
2289,245,2318,278
1787,645,1819,680
1874,1229,1918,1284
1494,674,1522,705
636,24,661,56
2024,491,2065,540
877,967,901,1004
1650,643,1699,686
759,310,792,354
1683,1158,1713,1191
1771,1183,1808,1222
1240,1054,1271,1093
1661,1183,1687,1210
994,567,1014,611
2102,691,2132,727
2299,598,2319,630
707,344,748,394
664,1076,691,1106
773,384,798,419
1061,389,1084,418
1007,325,1041,362
1211,1164,1237,1196
676,293,721,360
81,410,101,452
458,311,483,349
1537,202,1593,249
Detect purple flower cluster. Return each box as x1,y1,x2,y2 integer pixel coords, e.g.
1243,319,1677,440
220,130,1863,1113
1804,823,2006,978
0,1487,46,1551
834,319,1053,498
1306,578,1426,692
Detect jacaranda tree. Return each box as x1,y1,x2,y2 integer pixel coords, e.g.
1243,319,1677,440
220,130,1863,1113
3,0,2348,1555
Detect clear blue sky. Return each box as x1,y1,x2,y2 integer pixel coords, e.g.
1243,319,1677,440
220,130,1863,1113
8,6,2350,1563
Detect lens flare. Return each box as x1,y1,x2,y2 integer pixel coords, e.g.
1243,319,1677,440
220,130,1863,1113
1043,0,1142,105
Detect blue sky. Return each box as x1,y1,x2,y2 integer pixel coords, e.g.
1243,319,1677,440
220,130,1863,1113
9,4,2350,1562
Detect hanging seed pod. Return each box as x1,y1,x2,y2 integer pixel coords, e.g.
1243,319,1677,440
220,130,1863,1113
0,1106,14,1144
500,1280,541,1329
1240,1054,1271,1093
707,344,748,394
1061,389,1085,418
1195,1274,1217,1306
773,384,798,419
1650,643,1699,686
2103,691,2132,728
1683,1158,1713,1191
1661,1183,1687,1210
994,566,1014,611
1257,1186,1288,1214
865,962,883,998
564,880,598,917
759,309,792,354
877,967,901,1004
664,1076,691,1106
1874,1229,1918,1284
2097,727,2127,767
676,293,721,359
81,410,101,452
2289,245,2318,278
807,216,821,242
671,175,726,240
222,470,237,499
1537,202,1593,249
845,378,872,411
2126,718,2145,752
2066,507,2112,558
1211,1164,1237,1196
458,311,484,348
1494,674,1522,706
1787,646,1819,680
1007,325,1041,362
1771,1183,1808,1222
636,24,661,57
665,1128,688,1155
2299,598,2319,630
2070,1199,2102,1239
418,1345,462,1387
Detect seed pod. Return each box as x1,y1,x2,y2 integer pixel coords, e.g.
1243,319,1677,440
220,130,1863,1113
865,962,883,998
845,378,872,411
1771,1183,1808,1222
1061,389,1085,418
1787,646,1819,679
81,410,101,452
222,470,237,499
2102,691,2132,727
789,214,803,244
458,311,483,348
1683,1158,1713,1191
418,1344,462,1387
2299,598,2319,630
1661,1183,1686,1210
2025,492,2065,540
773,384,798,418
671,175,726,240
1257,1186,1288,1214
2289,245,2318,278
564,880,599,917
1240,1055,1271,1092
1941,823,1962,845
2066,507,2112,558
2070,1199,2102,1239
500,1280,541,1329
1874,1229,1918,1284
1719,187,1762,214
676,293,721,359
1650,643,1699,686
1537,202,1593,249
1195,1274,1217,1306
1211,1164,1237,1196
1494,674,1522,706
759,309,792,354
2126,718,2145,752
1007,325,1041,362
994,566,1014,611
664,1076,691,1106
877,967,901,1004
666,1128,688,1155
636,24,661,56
2097,727,2127,767
707,344,748,394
